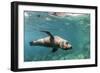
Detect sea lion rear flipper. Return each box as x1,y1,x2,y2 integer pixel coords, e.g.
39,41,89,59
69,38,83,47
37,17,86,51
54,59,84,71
52,48,58,52
40,31,54,40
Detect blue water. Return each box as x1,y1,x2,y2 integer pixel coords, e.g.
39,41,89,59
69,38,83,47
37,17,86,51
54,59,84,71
24,11,90,61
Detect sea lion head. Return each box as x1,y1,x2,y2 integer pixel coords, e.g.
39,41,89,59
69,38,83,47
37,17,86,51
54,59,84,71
61,41,72,50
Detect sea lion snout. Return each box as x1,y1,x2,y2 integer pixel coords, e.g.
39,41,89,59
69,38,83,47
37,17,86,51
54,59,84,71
67,44,72,49
63,42,72,50
70,46,72,49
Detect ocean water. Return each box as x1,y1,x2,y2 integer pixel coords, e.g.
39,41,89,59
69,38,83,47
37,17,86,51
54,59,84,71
24,11,90,62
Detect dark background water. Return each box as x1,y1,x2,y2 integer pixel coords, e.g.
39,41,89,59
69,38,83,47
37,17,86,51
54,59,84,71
24,11,90,61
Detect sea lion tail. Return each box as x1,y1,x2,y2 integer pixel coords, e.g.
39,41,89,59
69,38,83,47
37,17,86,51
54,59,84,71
29,41,33,46
29,41,37,46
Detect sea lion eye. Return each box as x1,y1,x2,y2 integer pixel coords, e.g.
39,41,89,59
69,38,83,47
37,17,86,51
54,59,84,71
66,42,69,44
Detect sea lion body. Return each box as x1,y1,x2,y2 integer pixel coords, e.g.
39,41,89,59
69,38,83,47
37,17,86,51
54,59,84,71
32,36,67,48
30,31,72,52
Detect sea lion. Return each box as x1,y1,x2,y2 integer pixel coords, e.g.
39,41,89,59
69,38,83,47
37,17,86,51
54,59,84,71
30,31,72,52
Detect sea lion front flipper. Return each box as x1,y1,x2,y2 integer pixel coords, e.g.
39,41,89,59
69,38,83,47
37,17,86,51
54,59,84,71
40,31,54,40
52,48,58,52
